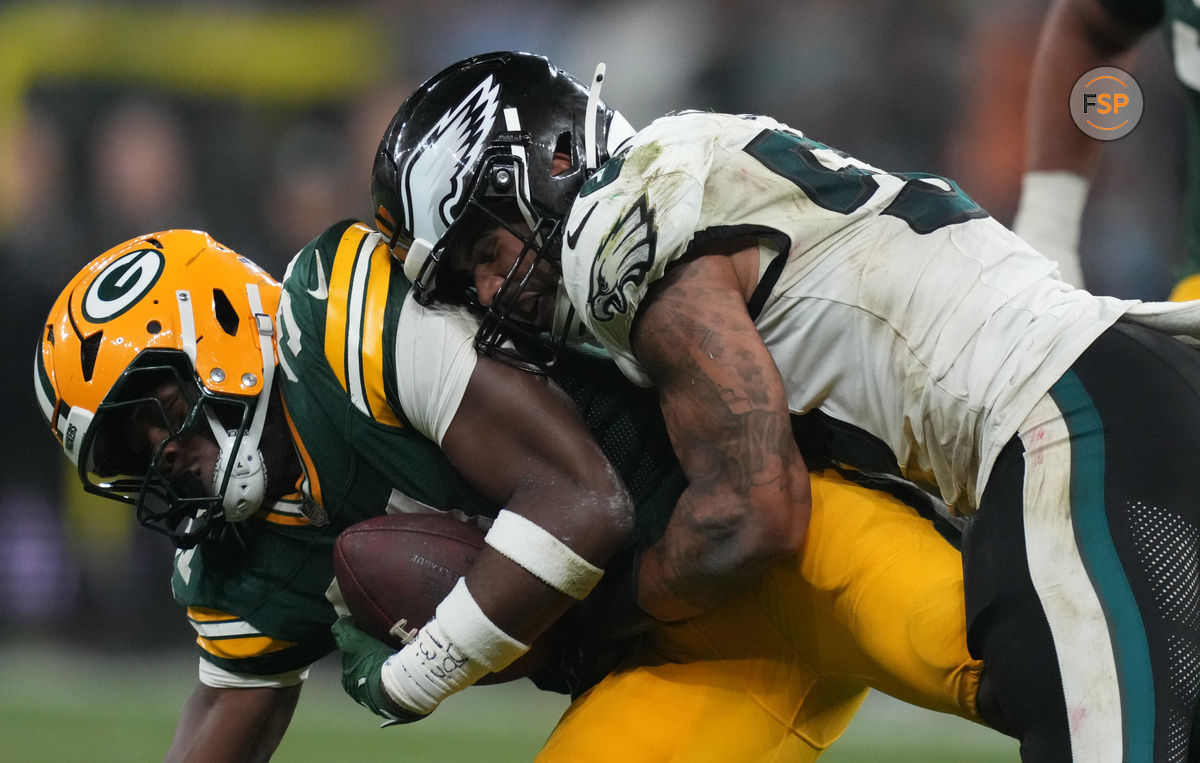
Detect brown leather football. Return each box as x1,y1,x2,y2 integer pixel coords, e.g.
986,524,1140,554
332,512,549,683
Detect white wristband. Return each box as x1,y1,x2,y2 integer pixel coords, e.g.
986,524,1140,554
485,509,604,599
435,577,529,670
1012,170,1090,288
379,578,528,715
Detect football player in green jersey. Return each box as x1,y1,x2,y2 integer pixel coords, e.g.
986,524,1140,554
1016,0,1200,299
36,224,636,756
37,223,986,761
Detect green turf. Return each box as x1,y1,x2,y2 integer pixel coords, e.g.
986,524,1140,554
0,639,1017,761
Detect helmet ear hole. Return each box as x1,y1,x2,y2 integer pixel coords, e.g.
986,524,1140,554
552,132,573,175
212,289,240,337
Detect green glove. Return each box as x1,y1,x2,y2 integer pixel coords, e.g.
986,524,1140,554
331,616,426,724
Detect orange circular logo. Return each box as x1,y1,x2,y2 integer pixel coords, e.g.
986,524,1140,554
1070,66,1143,140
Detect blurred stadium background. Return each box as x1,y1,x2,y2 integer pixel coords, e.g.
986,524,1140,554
0,0,1181,759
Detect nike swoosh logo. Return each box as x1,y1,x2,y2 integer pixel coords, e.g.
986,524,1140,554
306,249,329,300
564,203,598,250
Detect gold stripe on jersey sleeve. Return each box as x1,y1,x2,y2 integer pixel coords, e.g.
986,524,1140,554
280,395,323,508
188,606,238,623
265,515,311,526
263,496,311,526
187,607,296,659
360,236,404,428
264,513,310,526
323,225,361,393
196,634,296,660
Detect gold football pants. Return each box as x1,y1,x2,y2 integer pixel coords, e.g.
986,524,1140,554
1170,272,1200,302
537,469,982,762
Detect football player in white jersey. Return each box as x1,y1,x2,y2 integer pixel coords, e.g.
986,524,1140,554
373,50,1200,761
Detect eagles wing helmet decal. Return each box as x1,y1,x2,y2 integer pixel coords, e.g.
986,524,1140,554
400,75,502,245
588,195,657,323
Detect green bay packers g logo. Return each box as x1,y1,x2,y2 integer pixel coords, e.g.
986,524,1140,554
82,249,165,322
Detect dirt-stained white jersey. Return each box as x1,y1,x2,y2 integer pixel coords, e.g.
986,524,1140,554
559,111,1158,511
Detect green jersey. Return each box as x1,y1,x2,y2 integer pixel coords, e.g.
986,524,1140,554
170,497,339,680
172,219,683,683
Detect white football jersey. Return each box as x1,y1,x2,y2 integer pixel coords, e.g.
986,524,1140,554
559,110,1193,511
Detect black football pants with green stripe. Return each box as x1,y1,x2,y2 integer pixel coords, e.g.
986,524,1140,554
966,322,1200,763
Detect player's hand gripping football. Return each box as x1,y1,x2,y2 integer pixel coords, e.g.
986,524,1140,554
331,616,427,724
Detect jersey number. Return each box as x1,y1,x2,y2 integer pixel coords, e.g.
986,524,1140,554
744,129,987,234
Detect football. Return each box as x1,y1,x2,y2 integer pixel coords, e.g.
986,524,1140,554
332,512,549,683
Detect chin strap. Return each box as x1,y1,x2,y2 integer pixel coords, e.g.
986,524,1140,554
175,286,270,524
584,62,607,171
403,237,436,300
217,283,276,522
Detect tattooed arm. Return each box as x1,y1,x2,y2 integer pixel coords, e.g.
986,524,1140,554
629,241,811,622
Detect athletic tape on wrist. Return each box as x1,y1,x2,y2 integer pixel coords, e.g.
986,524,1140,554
435,578,529,671
380,618,474,716
485,509,604,599
379,579,528,715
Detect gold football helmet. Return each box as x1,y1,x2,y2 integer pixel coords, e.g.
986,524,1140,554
35,230,281,548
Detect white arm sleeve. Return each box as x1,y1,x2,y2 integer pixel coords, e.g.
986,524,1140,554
393,296,479,445
1012,170,1090,289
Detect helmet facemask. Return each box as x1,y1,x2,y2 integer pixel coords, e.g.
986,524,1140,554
82,351,265,550
431,150,571,372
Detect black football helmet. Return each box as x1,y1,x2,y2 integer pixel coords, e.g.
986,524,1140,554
372,51,635,368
